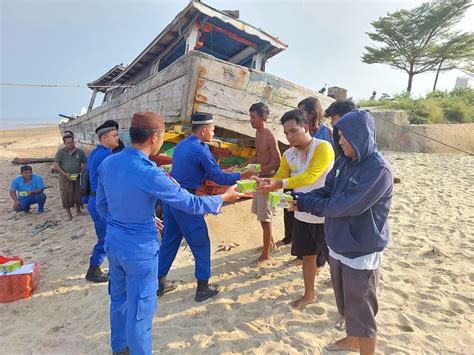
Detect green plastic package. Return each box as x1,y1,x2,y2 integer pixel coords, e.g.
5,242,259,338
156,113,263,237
237,164,261,173
236,179,257,193
0,260,22,273
268,191,294,209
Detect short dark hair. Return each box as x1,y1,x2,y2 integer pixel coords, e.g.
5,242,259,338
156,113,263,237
64,130,74,137
249,102,269,120
191,123,212,133
325,99,356,117
280,109,307,127
20,165,32,173
129,127,157,144
62,135,73,142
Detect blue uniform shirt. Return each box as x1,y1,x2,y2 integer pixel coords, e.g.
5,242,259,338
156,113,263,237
171,135,241,189
87,144,112,193
96,147,223,254
312,123,335,149
10,174,45,199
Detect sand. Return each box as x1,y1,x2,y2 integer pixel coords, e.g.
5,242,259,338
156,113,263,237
0,126,473,354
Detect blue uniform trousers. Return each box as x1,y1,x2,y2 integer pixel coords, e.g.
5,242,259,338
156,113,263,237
106,242,158,355
17,193,46,212
158,203,211,281
88,196,107,267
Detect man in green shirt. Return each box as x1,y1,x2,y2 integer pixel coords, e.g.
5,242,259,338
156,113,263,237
54,134,86,220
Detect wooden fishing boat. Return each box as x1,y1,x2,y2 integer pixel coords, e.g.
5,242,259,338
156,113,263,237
60,1,333,193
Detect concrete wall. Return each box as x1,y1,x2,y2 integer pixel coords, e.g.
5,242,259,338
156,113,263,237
372,110,474,154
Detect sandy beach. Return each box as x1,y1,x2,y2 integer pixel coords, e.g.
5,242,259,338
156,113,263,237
0,126,473,354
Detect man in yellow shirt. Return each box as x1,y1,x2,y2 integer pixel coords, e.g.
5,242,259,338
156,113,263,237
258,109,334,308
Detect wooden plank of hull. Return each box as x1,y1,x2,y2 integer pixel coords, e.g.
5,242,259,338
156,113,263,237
62,51,334,148
192,53,333,143
62,54,195,146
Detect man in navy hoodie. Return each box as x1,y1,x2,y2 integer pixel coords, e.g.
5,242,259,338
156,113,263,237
294,109,393,355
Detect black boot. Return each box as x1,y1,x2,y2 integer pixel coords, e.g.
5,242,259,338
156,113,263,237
85,266,108,283
157,276,178,298
113,346,130,355
195,280,219,302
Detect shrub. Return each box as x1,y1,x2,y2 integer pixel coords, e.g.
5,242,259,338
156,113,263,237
443,100,474,123
357,88,474,124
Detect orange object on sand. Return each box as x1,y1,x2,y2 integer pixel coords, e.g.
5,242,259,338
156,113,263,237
0,262,40,303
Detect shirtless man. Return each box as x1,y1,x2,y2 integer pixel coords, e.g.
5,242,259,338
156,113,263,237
247,102,281,264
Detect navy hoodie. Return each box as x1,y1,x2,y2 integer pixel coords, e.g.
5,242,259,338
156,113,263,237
296,109,393,258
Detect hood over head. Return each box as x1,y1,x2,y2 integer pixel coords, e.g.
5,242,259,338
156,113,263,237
335,109,376,164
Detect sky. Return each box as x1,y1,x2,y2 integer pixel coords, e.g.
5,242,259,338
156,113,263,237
1,0,473,128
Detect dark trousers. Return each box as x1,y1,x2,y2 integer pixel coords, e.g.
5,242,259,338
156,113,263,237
16,193,46,212
158,203,211,281
282,189,294,243
329,256,379,338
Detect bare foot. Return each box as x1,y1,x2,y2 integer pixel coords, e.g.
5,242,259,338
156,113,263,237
276,239,290,247
290,295,316,310
287,257,303,266
67,215,73,221
256,254,271,266
324,337,359,352
76,210,86,216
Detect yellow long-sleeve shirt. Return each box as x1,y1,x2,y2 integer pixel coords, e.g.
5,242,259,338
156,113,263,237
274,138,334,223
274,139,334,190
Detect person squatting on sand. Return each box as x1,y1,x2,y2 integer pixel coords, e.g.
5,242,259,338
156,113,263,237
53,134,86,220
9,165,46,213
96,112,243,354
246,102,281,264
293,109,393,355
157,112,256,302
257,109,334,309
84,120,120,283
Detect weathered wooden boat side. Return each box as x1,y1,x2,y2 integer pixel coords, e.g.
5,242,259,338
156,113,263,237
62,51,332,150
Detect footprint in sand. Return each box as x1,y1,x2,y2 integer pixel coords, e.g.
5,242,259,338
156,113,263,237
311,305,325,315
399,325,415,332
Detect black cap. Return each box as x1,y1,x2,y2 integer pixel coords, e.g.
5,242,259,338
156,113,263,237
95,120,119,137
191,112,214,125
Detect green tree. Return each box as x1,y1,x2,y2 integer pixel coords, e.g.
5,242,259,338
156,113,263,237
362,0,472,93
431,32,474,91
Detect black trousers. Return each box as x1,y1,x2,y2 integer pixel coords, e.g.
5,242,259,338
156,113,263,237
282,189,294,243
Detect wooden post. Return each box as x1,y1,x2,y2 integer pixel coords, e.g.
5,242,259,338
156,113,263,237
88,89,98,112
185,21,200,53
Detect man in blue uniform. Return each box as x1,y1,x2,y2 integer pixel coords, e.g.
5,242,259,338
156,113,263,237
9,165,46,213
158,112,256,302
84,120,119,283
96,112,243,355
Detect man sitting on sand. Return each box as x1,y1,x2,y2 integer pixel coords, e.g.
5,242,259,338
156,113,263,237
257,109,334,309
9,165,46,213
246,102,281,264
293,110,393,355
54,134,86,220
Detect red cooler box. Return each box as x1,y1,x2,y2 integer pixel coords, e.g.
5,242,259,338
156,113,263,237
0,262,40,303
